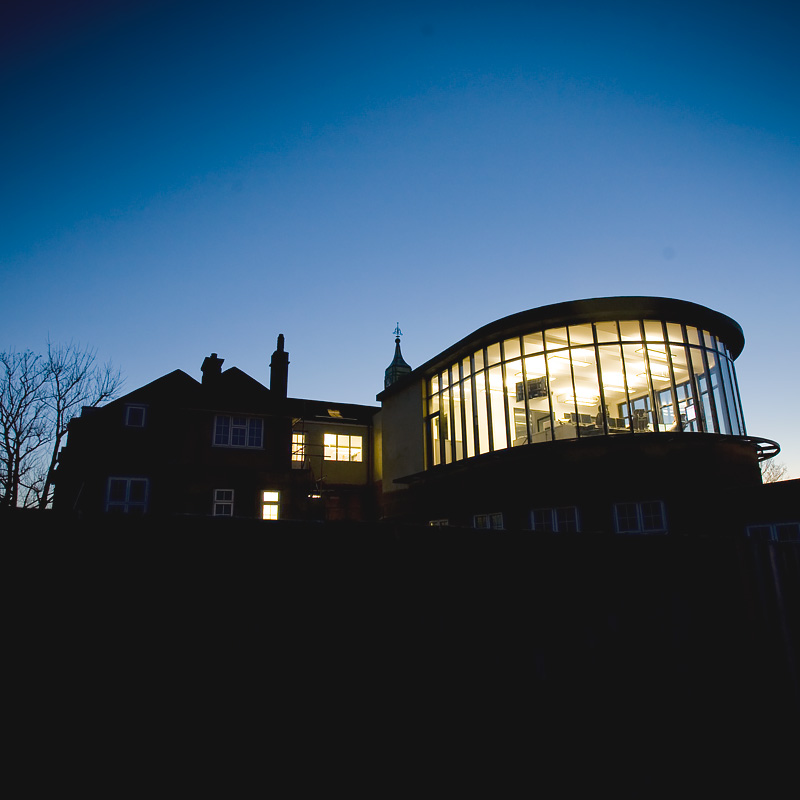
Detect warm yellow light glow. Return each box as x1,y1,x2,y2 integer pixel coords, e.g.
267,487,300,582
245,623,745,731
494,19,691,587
637,346,669,362
558,393,600,406
548,350,593,367
263,491,279,503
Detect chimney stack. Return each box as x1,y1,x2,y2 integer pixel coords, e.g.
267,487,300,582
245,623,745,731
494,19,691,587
270,335,289,399
201,353,224,385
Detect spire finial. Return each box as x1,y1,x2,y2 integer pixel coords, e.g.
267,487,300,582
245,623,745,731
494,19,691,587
393,323,402,338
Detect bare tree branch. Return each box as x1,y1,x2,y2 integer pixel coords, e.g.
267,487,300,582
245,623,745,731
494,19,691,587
38,340,125,509
0,351,50,509
761,459,788,484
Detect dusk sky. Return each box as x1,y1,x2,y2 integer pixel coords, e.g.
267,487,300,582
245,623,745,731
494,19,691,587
2,0,798,478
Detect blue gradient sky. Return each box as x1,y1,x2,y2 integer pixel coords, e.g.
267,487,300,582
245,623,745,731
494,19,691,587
2,0,799,478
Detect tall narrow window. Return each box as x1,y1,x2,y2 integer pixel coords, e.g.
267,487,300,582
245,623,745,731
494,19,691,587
262,490,279,520
292,433,306,463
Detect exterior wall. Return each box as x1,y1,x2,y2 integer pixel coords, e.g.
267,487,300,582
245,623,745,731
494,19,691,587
379,380,425,492
402,433,765,533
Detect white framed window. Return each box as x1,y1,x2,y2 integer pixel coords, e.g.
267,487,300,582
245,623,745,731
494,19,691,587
213,489,234,516
125,404,147,427
613,501,667,534
323,433,362,462
428,519,449,527
746,522,800,542
262,490,279,520
474,512,503,530
214,416,263,448
106,477,148,514
292,433,306,463
531,507,580,532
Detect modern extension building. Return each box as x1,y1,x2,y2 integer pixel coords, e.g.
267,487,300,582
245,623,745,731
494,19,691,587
54,296,797,539
378,296,796,538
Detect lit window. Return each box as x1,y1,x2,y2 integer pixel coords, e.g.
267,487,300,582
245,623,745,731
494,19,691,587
428,519,449,527
106,477,148,514
125,405,147,427
614,501,667,534
323,433,362,462
292,433,306,462
746,523,800,542
262,490,279,520
213,489,233,516
474,512,503,530
214,416,263,448
531,507,579,532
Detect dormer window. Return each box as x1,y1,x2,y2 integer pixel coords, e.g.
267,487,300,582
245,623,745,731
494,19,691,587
125,405,147,427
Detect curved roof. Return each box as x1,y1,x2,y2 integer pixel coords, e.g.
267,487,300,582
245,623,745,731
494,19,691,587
378,297,744,399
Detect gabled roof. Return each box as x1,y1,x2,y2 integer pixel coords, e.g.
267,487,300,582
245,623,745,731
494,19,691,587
99,369,201,412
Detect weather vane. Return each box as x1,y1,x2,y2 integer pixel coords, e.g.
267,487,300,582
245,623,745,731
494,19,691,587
393,323,403,338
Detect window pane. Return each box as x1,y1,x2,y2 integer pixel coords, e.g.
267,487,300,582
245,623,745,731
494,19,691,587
621,344,652,431
463,379,475,458
503,337,521,361
686,326,701,346
451,382,464,461
524,354,551,441
598,344,628,433
488,365,507,451
640,502,666,531
129,480,147,503
544,327,568,351
486,343,501,366
776,523,800,542
475,372,490,455
615,503,640,532
109,479,127,502
248,418,263,447
618,321,642,341
568,324,593,346
214,416,230,445
594,321,618,343
643,320,665,342
442,388,452,464
523,332,544,355
666,323,684,343
556,507,579,532
263,491,279,503
532,509,554,532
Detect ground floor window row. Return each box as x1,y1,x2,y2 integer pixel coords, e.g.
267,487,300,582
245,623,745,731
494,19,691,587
213,488,282,519
428,501,668,534
426,321,745,468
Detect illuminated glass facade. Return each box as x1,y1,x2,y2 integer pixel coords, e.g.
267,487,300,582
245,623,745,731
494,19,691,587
425,313,746,468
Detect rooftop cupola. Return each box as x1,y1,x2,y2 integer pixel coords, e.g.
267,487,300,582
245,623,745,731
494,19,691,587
384,323,412,389
201,353,224,385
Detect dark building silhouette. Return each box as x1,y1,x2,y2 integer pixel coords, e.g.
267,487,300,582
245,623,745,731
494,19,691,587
34,297,800,730
54,296,796,541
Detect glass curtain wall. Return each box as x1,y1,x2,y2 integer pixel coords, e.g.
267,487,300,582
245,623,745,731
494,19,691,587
425,319,744,467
